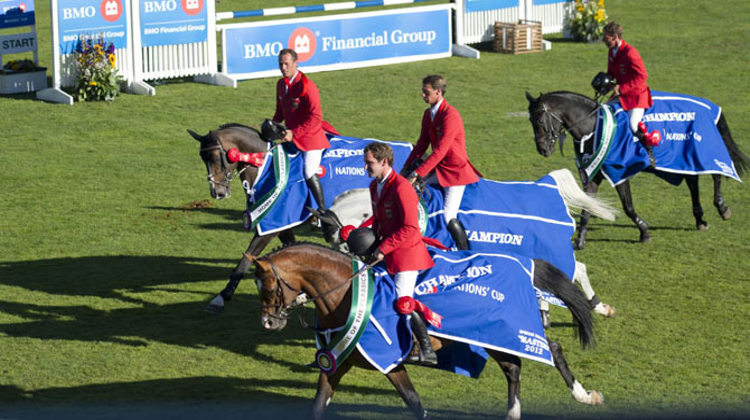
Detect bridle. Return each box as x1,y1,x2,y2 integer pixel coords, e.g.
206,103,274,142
253,253,362,322
199,136,248,191
532,98,601,154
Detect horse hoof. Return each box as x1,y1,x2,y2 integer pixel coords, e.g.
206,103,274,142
721,207,732,220
594,303,616,318
589,391,604,405
205,295,225,315
697,223,708,231
639,234,651,243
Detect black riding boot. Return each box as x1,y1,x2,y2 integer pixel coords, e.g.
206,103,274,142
409,313,438,365
636,131,656,168
305,175,327,211
447,218,470,250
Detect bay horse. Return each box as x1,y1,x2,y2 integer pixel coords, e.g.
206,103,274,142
187,124,298,313
250,243,602,420
526,91,750,249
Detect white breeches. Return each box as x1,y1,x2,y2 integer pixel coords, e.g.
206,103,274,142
425,174,466,223
395,270,419,298
627,107,646,134
303,149,324,179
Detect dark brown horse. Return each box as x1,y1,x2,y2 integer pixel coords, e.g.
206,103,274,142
251,243,603,420
187,124,298,313
526,91,750,249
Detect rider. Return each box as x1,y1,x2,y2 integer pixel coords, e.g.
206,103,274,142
401,75,480,251
363,141,438,365
273,48,330,212
602,22,660,166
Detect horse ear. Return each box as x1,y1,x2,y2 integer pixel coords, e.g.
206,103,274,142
254,258,270,273
187,129,204,142
525,91,535,103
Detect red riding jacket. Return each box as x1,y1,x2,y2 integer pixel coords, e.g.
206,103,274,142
403,100,481,187
370,171,434,275
273,71,330,151
608,40,653,111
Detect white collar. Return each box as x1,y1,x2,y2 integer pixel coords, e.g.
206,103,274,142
430,98,444,120
376,168,393,196
612,40,623,57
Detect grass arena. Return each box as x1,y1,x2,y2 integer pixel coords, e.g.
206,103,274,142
1,0,748,418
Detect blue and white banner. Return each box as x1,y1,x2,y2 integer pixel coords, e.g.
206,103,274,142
465,0,517,13
220,4,452,80
137,0,208,47
352,249,552,376
422,175,577,280
0,0,34,28
582,91,740,186
57,0,129,54
246,135,413,235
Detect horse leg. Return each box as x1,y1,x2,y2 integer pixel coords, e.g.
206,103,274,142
310,361,354,420
549,340,603,406
614,180,651,243
574,261,615,318
489,350,522,420
685,175,708,230
713,174,732,220
205,232,278,314
575,178,601,250
278,227,296,245
384,365,429,419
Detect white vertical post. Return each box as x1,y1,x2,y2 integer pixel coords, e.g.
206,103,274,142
36,0,73,104
450,0,480,59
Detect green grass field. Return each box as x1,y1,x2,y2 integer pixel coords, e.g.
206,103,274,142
1,0,748,418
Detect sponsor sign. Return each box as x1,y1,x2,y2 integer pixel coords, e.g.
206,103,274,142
0,0,34,29
221,5,451,80
138,0,207,47
465,0,518,13
57,0,128,54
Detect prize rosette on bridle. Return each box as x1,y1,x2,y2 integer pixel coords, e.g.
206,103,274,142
314,259,375,374
577,91,740,186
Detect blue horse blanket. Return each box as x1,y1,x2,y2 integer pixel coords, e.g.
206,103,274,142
421,176,577,281
245,135,413,235
316,248,552,377
579,91,740,186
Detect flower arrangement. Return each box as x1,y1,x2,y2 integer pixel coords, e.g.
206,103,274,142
1,59,42,74
567,0,608,42
73,38,123,101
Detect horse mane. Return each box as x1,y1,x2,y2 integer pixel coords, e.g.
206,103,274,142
542,91,598,108
264,241,351,264
218,122,262,134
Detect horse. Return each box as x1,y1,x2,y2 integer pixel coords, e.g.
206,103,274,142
187,124,299,313
189,124,616,320
526,91,750,249
250,243,603,420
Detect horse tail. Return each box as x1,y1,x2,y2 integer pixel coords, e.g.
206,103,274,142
717,113,750,178
549,168,617,221
533,259,595,349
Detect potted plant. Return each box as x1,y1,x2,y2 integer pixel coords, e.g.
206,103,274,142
565,0,608,43
0,59,48,94
73,38,124,102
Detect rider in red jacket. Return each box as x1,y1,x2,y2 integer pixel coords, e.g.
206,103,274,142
603,22,659,165
364,141,437,365
273,48,331,211
402,75,481,250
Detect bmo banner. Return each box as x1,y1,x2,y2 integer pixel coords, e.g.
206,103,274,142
57,0,128,54
0,0,35,29
137,0,208,47
220,4,452,80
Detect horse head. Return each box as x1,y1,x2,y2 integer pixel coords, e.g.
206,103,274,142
188,123,269,200
251,255,301,331
526,91,564,157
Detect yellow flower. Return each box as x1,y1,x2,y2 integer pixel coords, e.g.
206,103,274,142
108,54,116,67
596,9,605,22
577,5,585,12
89,81,98,86
598,0,605,7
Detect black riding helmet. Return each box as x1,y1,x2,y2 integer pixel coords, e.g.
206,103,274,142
261,118,286,142
346,227,378,257
591,72,616,95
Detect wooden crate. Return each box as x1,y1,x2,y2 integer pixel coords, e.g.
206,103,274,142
493,20,543,54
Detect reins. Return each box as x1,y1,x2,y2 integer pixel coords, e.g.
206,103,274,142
200,138,249,189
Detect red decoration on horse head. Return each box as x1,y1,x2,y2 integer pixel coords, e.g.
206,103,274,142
226,148,265,167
